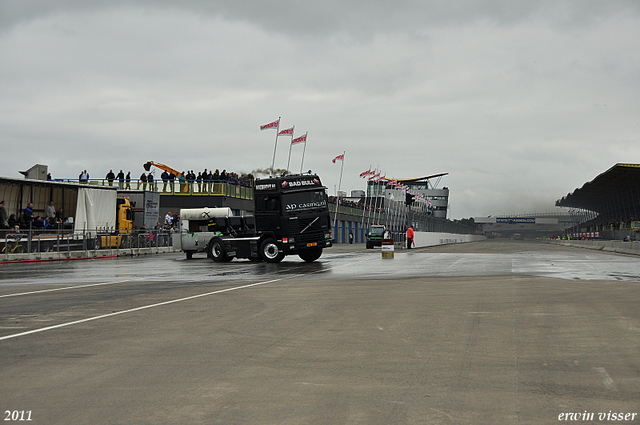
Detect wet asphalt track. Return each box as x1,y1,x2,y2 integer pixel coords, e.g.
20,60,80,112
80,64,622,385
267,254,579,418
1,240,639,424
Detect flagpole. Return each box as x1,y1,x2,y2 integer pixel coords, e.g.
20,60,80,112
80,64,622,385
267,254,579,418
270,116,281,175
366,168,378,230
299,136,307,173
365,170,373,231
333,151,345,234
374,173,382,226
360,167,371,231
374,174,380,225
286,141,292,172
284,126,295,172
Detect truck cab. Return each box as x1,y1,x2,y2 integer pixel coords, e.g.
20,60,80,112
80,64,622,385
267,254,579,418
253,174,333,262
96,197,133,248
366,224,385,249
178,173,332,263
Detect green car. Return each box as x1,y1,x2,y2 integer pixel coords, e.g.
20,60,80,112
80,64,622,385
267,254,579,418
366,225,385,249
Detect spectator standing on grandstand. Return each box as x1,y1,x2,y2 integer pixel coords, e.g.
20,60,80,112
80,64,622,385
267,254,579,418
106,170,115,186
196,172,203,193
45,201,56,222
161,170,169,192
201,169,208,193
125,171,131,190
147,172,155,191
23,202,34,228
168,172,175,193
139,172,147,191
164,211,174,228
185,171,193,193
117,170,125,189
0,200,8,229
178,172,186,193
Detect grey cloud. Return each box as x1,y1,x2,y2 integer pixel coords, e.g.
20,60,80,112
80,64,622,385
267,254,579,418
3,1,639,36
1,1,639,218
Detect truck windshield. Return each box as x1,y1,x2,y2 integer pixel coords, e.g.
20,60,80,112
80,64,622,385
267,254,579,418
283,190,327,213
370,227,384,236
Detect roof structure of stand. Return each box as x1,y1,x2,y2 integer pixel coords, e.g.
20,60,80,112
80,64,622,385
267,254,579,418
556,163,640,221
390,173,449,189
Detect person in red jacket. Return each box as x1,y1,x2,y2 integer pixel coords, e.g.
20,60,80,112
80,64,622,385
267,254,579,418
406,226,414,249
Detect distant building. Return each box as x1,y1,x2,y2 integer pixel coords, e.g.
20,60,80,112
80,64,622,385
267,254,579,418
366,173,450,219
474,213,580,238
19,164,49,181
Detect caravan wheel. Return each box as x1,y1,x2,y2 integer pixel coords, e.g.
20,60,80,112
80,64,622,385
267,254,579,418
208,238,226,263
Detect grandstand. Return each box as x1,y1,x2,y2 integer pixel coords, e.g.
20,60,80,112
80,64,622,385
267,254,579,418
556,163,640,240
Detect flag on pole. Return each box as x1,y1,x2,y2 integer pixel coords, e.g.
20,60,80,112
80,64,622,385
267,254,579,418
278,126,294,136
359,169,372,177
292,133,307,144
332,154,344,163
260,119,280,130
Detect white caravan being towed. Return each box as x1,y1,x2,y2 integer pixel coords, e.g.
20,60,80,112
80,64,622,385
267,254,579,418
176,207,232,259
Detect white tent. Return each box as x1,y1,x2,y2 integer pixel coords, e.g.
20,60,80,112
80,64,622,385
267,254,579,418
74,187,117,233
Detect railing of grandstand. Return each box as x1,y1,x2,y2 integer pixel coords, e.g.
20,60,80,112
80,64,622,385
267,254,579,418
52,179,253,200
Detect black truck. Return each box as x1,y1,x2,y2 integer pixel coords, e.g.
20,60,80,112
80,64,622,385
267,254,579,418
180,174,333,263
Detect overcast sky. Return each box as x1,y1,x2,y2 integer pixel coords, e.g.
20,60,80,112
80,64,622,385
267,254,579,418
1,1,639,218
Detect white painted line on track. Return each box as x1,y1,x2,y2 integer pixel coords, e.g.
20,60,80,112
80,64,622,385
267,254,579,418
0,277,293,341
0,280,131,298
594,367,618,391
0,256,374,342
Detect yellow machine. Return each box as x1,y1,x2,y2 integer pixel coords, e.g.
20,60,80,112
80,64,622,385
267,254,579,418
143,161,184,178
96,197,133,248
143,161,189,193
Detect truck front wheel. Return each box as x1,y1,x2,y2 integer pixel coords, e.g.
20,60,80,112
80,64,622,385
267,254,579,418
209,238,226,263
260,239,285,263
298,247,322,262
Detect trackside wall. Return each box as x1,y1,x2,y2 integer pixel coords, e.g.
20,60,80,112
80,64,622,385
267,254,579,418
553,239,640,256
413,232,486,248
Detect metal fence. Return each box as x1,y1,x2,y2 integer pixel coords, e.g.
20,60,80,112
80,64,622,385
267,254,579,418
1,228,175,261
